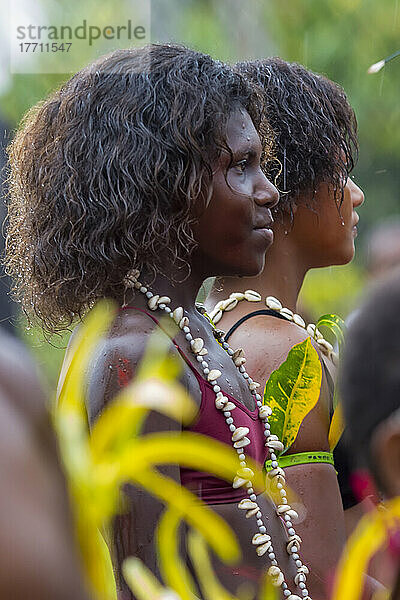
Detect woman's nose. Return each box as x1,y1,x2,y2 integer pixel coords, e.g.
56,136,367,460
254,172,280,209
348,178,365,208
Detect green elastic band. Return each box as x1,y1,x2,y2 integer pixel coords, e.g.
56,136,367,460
265,451,335,471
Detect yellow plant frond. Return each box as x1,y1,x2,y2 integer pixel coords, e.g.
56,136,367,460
132,469,240,563
123,557,180,600
258,572,278,600
157,508,197,600
136,317,181,383
75,520,117,600
187,529,239,600
90,380,196,459
328,403,345,451
332,497,400,600
57,299,116,411
117,432,264,493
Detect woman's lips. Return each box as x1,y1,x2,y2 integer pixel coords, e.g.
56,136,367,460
253,226,274,244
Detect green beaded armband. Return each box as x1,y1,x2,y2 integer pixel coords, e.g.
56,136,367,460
265,451,335,471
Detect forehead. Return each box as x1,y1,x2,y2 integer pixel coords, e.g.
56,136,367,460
225,109,260,150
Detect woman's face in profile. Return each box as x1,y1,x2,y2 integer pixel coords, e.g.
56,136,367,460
288,176,364,268
191,109,279,279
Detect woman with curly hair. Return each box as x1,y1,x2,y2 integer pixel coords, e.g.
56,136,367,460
5,45,320,600
206,58,365,599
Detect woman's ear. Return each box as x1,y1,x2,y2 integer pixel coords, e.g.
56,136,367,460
371,418,400,498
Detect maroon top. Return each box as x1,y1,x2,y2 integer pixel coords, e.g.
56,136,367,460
120,306,268,504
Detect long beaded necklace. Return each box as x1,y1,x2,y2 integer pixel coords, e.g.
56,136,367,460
208,290,338,366
128,271,311,600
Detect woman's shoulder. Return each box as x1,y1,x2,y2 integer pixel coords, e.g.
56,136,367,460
230,313,331,387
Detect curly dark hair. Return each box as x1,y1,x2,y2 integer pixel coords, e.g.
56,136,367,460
5,44,270,333
235,57,358,217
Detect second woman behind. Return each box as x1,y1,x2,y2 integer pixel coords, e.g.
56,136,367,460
207,57,365,599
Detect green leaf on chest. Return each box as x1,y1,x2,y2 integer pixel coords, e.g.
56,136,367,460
263,338,322,454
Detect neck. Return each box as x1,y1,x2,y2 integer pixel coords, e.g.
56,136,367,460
209,226,309,312
123,268,204,314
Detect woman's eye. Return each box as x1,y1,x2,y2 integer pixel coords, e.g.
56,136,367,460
235,160,247,174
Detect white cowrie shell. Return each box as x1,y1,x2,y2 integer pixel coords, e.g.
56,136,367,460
223,401,236,411
232,476,247,489
244,289,262,302
232,348,244,360
266,440,285,453
267,566,284,586
232,426,250,442
212,310,223,324
294,573,306,586
293,313,306,328
198,347,208,356
287,596,302,600
252,533,271,545
190,338,204,354
259,405,272,418
230,292,245,300
306,323,316,336
277,504,293,515
212,300,225,312
238,499,258,510
245,507,259,519
173,307,183,324
286,509,299,521
268,566,281,578
315,328,323,340
215,396,228,410
266,296,282,311
249,382,260,390
255,541,272,556
288,534,302,544
223,298,239,312
179,317,189,329
207,369,222,382
148,295,160,310
233,436,251,449
317,338,334,353
266,434,279,441
287,539,299,553
298,565,309,575
280,307,294,320
267,467,285,478
234,356,246,367
157,296,171,305
236,467,254,479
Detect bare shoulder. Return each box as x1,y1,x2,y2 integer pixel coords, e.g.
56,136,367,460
85,309,161,423
85,309,200,427
228,315,319,383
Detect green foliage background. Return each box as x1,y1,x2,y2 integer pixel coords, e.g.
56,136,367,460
2,0,399,386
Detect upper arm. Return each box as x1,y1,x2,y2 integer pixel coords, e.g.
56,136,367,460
232,318,332,452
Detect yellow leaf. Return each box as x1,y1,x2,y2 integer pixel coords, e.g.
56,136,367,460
157,509,197,600
123,557,177,600
328,403,345,451
116,432,264,494
187,529,239,600
57,300,116,411
131,468,240,564
264,338,322,452
332,497,400,600
90,379,196,459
